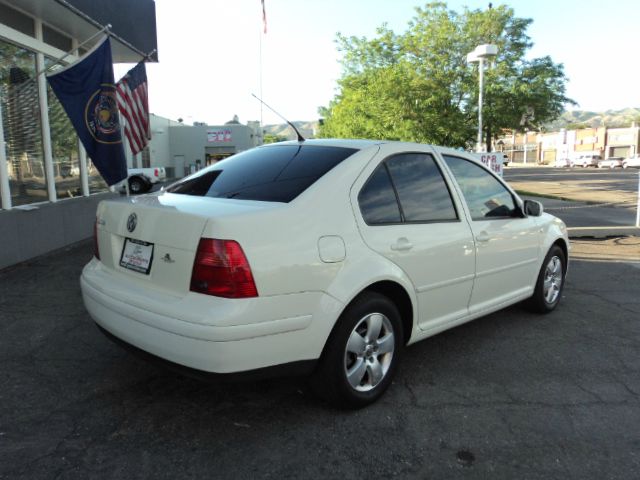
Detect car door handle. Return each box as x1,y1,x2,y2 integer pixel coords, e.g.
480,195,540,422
475,231,490,243
391,238,413,251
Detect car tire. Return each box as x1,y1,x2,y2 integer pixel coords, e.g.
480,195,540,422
526,245,566,314
310,292,404,409
128,177,147,194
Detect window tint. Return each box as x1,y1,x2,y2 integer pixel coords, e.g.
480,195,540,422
43,25,72,51
386,153,457,222
166,145,357,202
443,155,516,220
358,153,458,225
358,165,401,224
0,3,34,36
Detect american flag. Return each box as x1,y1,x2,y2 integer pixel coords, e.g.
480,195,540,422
116,62,150,155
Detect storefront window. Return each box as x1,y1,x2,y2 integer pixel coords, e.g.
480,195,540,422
88,161,108,193
0,38,47,206
47,90,83,198
42,25,72,52
45,57,82,199
0,4,35,37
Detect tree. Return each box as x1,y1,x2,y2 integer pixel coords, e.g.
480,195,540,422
319,2,575,150
263,133,288,144
564,122,591,130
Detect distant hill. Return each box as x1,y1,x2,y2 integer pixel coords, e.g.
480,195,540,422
261,108,640,140
262,121,320,140
544,107,640,130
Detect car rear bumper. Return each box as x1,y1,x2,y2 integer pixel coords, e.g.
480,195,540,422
81,259,342,374
95,323,317,381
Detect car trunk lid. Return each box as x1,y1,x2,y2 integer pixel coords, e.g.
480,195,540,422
95,193,276,294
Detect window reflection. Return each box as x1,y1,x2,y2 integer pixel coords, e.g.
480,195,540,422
358,165,402,224
386,153,458,222
45,57,82,199
0,39,46,206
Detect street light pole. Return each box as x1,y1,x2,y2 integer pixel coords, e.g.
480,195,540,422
477,57,484,152
467,44,498,152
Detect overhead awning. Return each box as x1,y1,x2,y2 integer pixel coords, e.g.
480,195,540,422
3,0,158,63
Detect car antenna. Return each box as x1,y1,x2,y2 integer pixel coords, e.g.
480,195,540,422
251,93,305,142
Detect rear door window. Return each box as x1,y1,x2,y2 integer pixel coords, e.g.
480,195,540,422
166,145,358,202
358,153,458,224
386,153,458,223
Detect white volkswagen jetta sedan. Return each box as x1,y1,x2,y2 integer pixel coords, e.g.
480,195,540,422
81,139,569,407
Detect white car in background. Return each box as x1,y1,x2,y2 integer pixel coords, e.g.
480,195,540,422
597,157,624,169
81,139,569,408
571,154,602,168
554,158,571,168
622,155,640,169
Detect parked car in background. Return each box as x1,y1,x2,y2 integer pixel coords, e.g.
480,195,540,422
571,154,602,168
554,157,571,168
622,155,640,169
82,140,569,408
597,157,624,169
127,167,166,193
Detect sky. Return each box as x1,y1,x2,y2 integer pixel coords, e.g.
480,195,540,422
115,0,640,127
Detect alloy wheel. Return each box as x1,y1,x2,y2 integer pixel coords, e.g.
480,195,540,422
344,312,395,392
543,255,563,305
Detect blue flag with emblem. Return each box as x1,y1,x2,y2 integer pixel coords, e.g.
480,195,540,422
47,37,127,186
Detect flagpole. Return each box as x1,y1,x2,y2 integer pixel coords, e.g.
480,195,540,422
143,49,157,63
259,0,267,129
259,26,263,128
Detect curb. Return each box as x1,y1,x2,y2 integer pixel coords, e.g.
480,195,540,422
568,226,640,239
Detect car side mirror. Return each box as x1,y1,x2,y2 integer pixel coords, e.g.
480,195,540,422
523,199,543,217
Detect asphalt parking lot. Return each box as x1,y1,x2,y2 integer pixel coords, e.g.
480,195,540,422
505,166,640,237
504,165,640,206
1,236,639,480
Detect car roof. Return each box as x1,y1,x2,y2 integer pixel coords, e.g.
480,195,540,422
259,138,473,154
261,138,386,150
258,138,486,161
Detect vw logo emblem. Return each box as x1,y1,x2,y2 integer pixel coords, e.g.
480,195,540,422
126,213,137,233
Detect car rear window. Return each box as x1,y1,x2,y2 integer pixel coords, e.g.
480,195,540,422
166,145,358,202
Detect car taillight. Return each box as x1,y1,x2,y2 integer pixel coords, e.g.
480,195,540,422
93,220,100,260
154,168,159,177
190,239,258,298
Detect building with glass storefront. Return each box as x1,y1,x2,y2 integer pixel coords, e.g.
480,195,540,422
0,0,158,269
